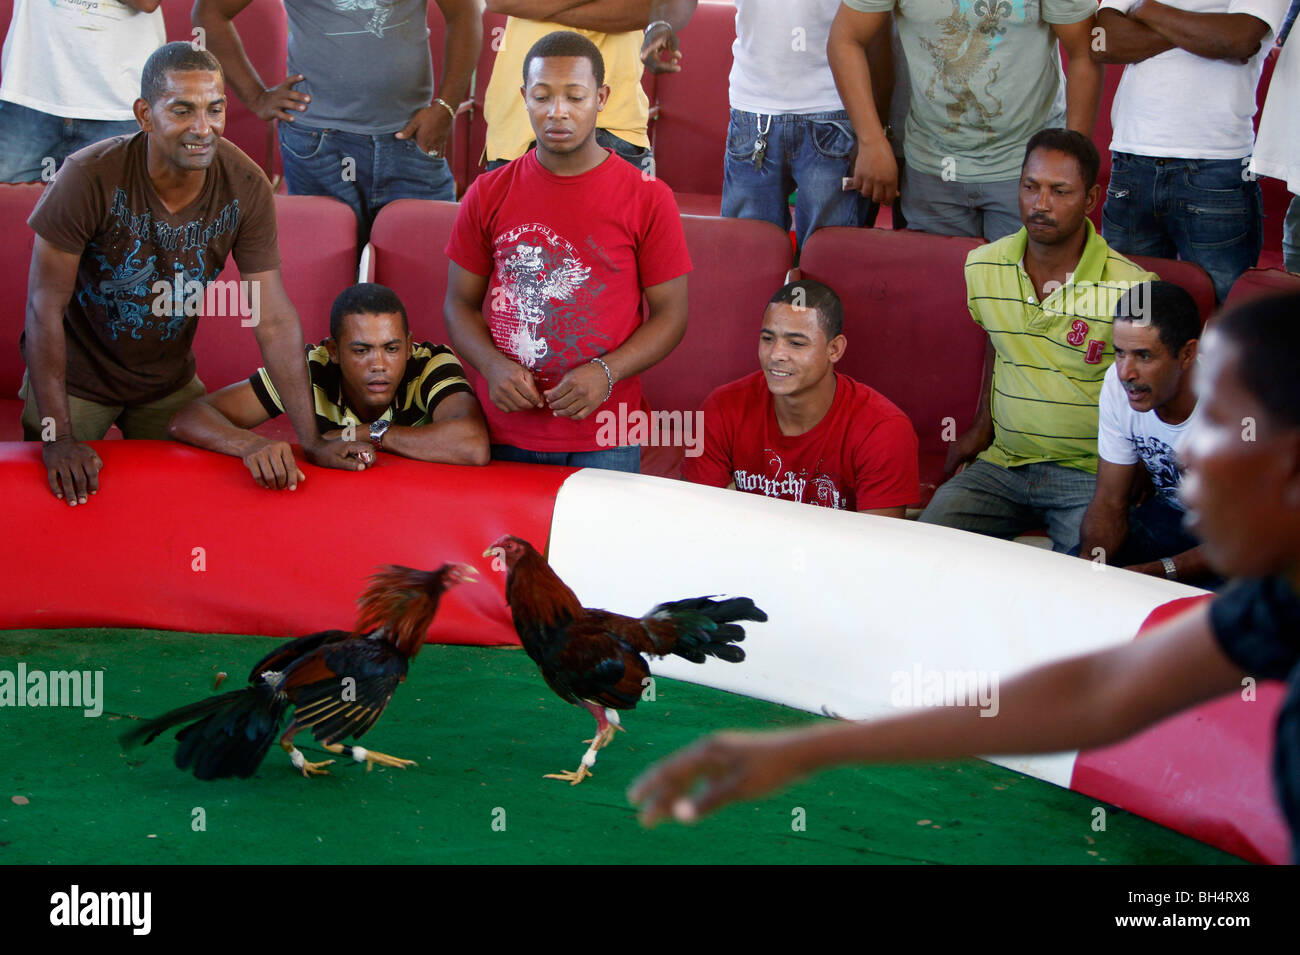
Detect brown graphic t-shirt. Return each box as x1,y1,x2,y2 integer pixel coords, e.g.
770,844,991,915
23,132,281,404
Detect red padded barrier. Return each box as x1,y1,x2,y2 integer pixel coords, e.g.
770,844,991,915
192,193,358,391
1225,267,1300,308
1125,254,1217,323
1071,596,1290,865
161,0,286,178
0,440,571,645
799,227,986,504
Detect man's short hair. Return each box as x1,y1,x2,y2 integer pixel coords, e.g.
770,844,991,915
1023,128,1100,191
522,30,606,89
1115,280,1201,355
329,283,410,341
1214,291,1300,429
768,279,844,340
140,42,224,105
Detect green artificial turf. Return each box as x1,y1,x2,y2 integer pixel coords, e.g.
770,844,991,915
0,628,1242,865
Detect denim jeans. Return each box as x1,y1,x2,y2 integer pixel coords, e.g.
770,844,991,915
278,120,455,243
918,458,1098,553
490,443,642,474
901,164,1022,241
1101,152,1263,303
0,100,139,183
484,128,652,173
721,109,866,253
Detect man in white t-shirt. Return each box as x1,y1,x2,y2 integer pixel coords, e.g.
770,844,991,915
720,0,867,252
0,0,164,183
1093,0,1291,302
1078,281,1218,586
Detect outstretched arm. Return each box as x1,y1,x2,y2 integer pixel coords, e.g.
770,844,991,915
630,602,1245,824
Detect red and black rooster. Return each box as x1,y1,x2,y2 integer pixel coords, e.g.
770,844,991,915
120,563,476,779
485,535,766,784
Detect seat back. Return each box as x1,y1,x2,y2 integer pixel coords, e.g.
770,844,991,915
1124,254,1217,326
799,227,987,503
1224,267,1300,309
369,198,462,346
193,194,357,389
0,183,44,396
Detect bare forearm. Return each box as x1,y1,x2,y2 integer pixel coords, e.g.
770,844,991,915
168,401,266,457
828,16,889,150
193,2,268,108
1061,43,1103,135
1128,545,1214,582
1079,501,1128,565
1092,9,1174,63
437,3,484,108
550,0,661,33
445,302,508,377
1131,1,1269,60
23,303,75,437
253,316,319,448
380,418,490,465
600,303,686,383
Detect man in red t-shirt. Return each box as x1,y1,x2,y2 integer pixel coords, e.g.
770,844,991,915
685,279,918,514
444,30,691,473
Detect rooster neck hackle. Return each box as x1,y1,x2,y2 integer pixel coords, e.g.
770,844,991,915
505,546,584,634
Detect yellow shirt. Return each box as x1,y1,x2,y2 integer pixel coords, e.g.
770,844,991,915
483,18,651,162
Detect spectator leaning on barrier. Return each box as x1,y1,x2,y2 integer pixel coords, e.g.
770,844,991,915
1077,280,1221,587
0,0,164,184
828,0,1102,242
1093,0,1291,302
686,279,919,515
444,31,691,474
1251,0,1300,274
481,1,694,171
918,129,1158,553
168,283,489,488
19,42,371,507
195,0,481,243
714,0,870,253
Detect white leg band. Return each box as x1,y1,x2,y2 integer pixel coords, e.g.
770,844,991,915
581,747,599,768
351,746,368,763
289,748,305,769
606,708,621,726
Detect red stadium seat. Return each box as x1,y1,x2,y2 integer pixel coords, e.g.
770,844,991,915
640,213,794,478
798,227,987,505
369,198,461,346
1224,267,1300,308
1123,254,1217,324
192,194,358,398
0,183,44,439
162,0,287,178
649,0,735,207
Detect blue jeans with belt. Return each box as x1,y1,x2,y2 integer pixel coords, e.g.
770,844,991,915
490,443,642,474
1101,152,1263,303
0,100,139,183
721,108,866,254
278,119,455,243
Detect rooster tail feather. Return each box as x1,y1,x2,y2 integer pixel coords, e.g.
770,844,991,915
121,685,288,780
647,595,766,664
354,565,447,658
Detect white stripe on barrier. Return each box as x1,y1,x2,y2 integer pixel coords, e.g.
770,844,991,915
547,469,1207,790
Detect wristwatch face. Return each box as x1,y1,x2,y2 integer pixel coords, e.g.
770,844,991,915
369,419,390,448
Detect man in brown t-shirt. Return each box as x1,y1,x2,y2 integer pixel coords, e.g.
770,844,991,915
20,41,371,506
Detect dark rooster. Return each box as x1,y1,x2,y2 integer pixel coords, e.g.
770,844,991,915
120,563,476,779
485,535,766,784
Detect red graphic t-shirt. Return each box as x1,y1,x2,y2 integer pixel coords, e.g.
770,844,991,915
685,371,920,511
444,148,692,452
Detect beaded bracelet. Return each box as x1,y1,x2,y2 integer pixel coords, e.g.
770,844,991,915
590,357,614,404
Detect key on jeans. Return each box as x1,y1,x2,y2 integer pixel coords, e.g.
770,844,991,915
752,136,766,171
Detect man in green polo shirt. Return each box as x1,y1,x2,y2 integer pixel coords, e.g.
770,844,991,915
919,129,1157,552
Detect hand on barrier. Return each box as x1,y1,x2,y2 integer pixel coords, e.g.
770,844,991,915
242,439,306,490
42,437,102,506
304,437,374,472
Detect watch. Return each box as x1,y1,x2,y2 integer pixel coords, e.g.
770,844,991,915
369,418,391,450
1160,557,1178,580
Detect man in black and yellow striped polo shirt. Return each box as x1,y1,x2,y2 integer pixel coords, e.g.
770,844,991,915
168,283,489,488
919,130,1158,552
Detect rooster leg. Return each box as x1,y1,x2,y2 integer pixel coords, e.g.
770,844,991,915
280,726,334,777
322,742,417,772
581,704,626,750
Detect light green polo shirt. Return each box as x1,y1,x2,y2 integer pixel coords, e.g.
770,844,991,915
842,0,1096,181
965,220,1158,473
